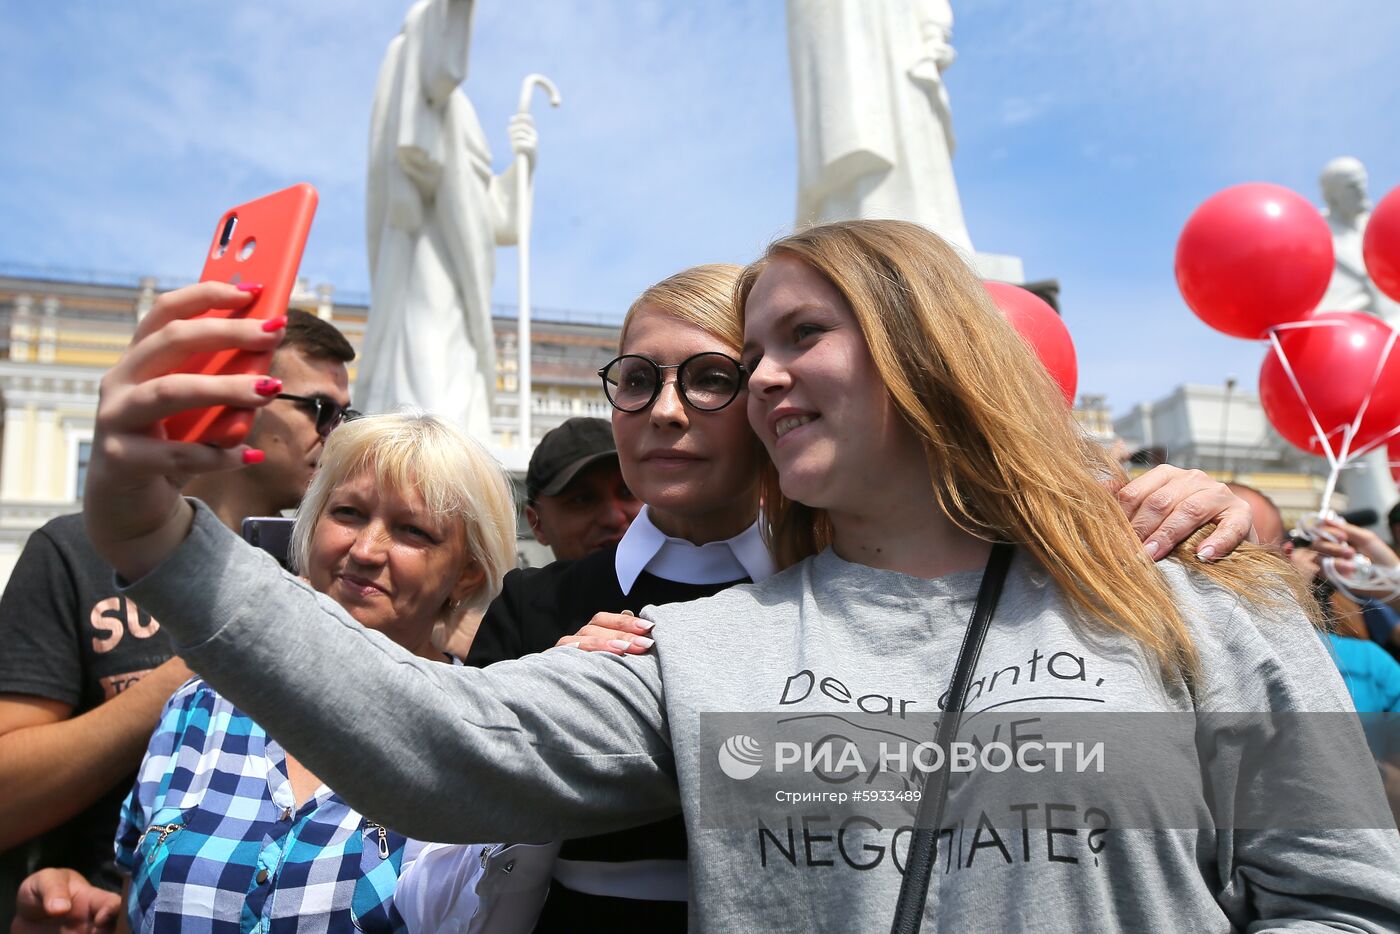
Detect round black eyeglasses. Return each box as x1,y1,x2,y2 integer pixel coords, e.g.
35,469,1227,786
597,352,748,413
275,393,362,439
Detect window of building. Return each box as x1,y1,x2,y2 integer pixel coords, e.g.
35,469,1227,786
75,440,92,499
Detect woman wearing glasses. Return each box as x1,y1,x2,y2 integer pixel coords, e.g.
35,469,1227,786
418,265,770,932
79,227,1375,932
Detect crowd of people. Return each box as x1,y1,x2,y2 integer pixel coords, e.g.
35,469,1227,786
1,219,1398,932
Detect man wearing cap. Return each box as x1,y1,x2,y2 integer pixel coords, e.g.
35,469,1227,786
464,419,642,666
524,417,640,562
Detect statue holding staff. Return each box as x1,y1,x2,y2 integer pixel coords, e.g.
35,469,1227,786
359,0,537,437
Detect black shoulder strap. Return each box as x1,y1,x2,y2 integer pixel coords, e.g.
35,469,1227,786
889,541,1015,934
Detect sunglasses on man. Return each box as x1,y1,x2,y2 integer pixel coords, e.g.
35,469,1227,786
275,393,361,438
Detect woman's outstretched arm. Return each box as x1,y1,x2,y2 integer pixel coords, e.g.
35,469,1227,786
123,501,680,844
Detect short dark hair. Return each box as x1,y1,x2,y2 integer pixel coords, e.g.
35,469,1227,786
278,309,355,364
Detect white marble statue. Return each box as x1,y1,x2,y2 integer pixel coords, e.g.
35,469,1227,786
787,0,973,254
1319,156,1400,324
358,0,536,437
1316,158,1400,525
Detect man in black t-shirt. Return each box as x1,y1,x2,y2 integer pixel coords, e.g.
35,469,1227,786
0,305,355,930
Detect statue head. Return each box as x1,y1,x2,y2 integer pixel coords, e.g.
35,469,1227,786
1320,156,1371,221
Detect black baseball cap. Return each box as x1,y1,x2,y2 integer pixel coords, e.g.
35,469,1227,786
526,417,618,502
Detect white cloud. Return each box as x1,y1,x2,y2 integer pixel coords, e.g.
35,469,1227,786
998,93,1051,126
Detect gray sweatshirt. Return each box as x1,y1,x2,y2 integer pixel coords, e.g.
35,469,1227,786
125,502,1400,932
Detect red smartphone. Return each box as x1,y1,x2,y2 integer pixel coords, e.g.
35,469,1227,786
162,183,318,446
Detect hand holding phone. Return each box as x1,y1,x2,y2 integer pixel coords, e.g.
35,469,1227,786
162,183,318,446
83,186,317,582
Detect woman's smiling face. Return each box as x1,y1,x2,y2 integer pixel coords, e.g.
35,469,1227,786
742,255,925,513
306,470,478,649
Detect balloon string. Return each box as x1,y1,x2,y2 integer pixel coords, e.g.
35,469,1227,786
1267,328,1339,471
1319,451,1345,515
1348,417,1400,460
1323,557,1400,606
1340,325,1400,461
1267,318,1400,515
1339,324,1398,463
1270,320,1348,332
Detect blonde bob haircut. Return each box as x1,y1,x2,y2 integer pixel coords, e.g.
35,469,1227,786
620,263,744,352
736,220,1308,680
290,411,517,617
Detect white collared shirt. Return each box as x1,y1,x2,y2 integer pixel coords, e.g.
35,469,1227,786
614,506,776,595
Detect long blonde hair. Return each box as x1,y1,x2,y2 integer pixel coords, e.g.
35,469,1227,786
736,220,1306,678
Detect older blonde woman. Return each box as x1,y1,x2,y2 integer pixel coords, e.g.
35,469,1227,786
110,412,514,934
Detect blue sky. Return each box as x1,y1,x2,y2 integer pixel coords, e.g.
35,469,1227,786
2,1,1398,415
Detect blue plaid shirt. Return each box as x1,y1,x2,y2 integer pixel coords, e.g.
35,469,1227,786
115,679,409,933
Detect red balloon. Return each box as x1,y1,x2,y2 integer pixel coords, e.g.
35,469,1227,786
1176,183,1334,339
1364,185,1400,304
1259,311,1400,457
984,281,1077,405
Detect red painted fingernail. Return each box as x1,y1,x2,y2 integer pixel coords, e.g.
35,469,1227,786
254,377,282,396
242,448,265,465
237,282,264,294
261,315,288,332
